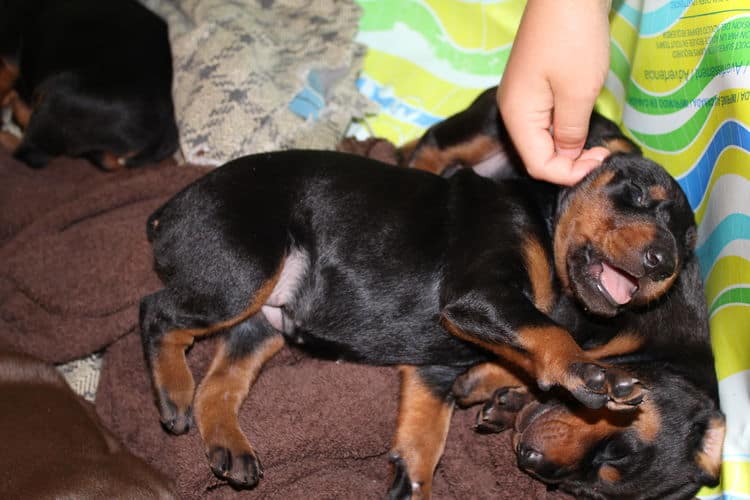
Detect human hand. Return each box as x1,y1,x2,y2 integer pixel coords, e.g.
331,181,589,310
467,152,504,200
498,0,612,185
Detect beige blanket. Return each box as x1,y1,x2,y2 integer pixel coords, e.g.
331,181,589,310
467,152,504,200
139,0,376,166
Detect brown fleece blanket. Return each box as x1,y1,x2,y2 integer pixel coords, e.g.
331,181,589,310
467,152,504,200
0,150,565,499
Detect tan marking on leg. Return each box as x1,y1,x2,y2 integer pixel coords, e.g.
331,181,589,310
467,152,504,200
585,331,644,360
443,315,585,389
152,263,284,411
523,235,556,314
453,362,529,407
195,334,285,453
514,326,593,389
392,366,454,499
440,316,535,374
409,135,500,175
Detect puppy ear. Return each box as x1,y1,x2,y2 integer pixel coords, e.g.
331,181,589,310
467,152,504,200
695,413,725,486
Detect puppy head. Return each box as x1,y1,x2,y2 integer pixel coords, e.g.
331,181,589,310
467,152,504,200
553,154,696,317
512,369,724,499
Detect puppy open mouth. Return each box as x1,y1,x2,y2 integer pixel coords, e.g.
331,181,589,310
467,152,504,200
590,260,639,306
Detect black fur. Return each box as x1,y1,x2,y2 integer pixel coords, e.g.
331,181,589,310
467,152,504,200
0,0,178,169
142,144,720,498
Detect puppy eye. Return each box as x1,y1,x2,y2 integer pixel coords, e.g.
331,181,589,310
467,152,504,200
627,183,649,208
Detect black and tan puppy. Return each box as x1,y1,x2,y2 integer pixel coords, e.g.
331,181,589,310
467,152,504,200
399,89,723,498
451,244,722,499
399,86,639,180
139,134,718,497
0,0,178,170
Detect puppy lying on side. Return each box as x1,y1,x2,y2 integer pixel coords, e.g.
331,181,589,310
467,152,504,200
450,242,721,499
0,0,178,170
0,349,176,498
139,131,717,497
395,89,723,499
398,86,639,180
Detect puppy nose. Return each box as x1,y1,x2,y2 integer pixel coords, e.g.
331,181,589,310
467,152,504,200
643,246,675,278
517,443,545,471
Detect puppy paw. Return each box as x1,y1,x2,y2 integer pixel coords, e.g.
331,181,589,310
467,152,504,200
474,387,533,433
451,373,482,408
565,362,611,409
208,445,263,489
604,366,647,410
157,387,193,435
542,362,645,411
387,455,413,500
387,454,428,500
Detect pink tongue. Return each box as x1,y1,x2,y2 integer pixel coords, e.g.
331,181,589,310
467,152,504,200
600,262,637,304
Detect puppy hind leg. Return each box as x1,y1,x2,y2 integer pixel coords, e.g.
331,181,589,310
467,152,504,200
140,265,284,435
139,290,202,435
194,317,284,489
388,366,458,500
451,361,529,408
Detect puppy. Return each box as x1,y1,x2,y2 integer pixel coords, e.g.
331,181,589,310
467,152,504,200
139,138,716,498
398,88,723,499
0,0,178,170
0,349,176,498
399,86,639,180
452,239,721,499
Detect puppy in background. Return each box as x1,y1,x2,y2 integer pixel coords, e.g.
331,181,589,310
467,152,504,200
0,349,176,498
0,0,178,170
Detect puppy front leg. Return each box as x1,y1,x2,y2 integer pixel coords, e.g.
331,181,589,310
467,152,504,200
451,361,529,408
441,299,644,411
388,366,456,500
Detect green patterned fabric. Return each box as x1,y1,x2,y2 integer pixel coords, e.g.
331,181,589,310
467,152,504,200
353,1,750,497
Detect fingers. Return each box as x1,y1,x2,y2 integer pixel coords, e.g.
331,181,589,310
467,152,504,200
551,93,597,159
497,0,612,185
498,85,608,185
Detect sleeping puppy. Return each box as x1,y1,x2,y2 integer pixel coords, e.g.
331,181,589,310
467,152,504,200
0,0,178,170
399,86,639,181
138,142,718,498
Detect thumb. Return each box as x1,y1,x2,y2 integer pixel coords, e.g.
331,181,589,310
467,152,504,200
552,95,596,159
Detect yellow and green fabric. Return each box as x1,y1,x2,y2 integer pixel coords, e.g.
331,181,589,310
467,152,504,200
353,0,750,497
